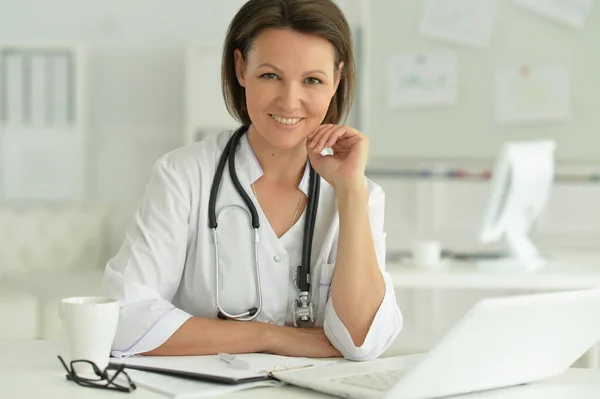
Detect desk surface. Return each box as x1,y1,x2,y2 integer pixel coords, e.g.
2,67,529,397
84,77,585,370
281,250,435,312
4,339,600,399
387,249,600,290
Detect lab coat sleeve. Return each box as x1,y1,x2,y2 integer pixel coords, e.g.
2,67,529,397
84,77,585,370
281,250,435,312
323,183,403,361
101,156,193,357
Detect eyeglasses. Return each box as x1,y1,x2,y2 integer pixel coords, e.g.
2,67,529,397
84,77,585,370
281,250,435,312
57,355,137,393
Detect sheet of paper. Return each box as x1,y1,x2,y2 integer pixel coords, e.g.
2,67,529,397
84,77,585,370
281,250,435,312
514,0,594,28
493,65,572,124
388,52,458,108
420,0,500,47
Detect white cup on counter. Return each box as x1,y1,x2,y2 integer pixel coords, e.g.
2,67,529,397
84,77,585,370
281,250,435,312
411,240,442,268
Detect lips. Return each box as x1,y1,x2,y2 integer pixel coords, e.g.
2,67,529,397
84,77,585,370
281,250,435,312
270,114,304,125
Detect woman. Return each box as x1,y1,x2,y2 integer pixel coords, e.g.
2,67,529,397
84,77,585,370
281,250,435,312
102,0,402,361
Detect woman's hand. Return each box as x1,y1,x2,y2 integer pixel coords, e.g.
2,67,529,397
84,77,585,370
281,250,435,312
306,124,369,191
266,325,342,358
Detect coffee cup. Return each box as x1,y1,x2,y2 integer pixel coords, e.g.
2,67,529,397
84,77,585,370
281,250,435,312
59,296,119,375
412,240,442,267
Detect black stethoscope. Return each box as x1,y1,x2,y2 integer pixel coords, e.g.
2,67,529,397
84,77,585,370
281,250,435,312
208,125,320,327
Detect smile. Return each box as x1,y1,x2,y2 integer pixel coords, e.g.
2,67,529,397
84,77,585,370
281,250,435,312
270,114,304,125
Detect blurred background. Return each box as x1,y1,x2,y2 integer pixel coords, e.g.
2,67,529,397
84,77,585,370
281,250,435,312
0,0,599,361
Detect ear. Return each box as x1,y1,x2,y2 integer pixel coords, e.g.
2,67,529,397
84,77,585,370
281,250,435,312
234,49,247,87
333,61,344,93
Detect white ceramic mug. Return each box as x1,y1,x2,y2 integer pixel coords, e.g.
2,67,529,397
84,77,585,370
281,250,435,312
59,296,119,375
412,240,442,267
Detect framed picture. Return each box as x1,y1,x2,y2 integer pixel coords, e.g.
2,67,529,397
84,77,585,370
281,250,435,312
494,65,572,124
388,52,459,108
514,0,594,29
420,0,500,47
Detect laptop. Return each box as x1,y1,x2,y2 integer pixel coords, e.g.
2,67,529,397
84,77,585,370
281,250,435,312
272,289,600,399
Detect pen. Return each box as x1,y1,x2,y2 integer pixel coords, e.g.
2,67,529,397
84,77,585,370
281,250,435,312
218,353,250,370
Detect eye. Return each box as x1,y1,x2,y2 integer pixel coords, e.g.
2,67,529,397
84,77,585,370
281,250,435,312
260,73,278,80
305,77,322,85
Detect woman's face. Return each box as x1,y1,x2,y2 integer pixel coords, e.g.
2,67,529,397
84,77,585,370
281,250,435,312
235,28,342,151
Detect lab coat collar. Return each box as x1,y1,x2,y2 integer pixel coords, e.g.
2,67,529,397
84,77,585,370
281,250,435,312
236,132,311,196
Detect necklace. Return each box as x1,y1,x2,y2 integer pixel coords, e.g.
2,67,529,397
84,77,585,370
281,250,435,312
251,183,304,231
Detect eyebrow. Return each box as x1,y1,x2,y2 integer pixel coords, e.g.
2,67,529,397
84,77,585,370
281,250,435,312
257,63,329,77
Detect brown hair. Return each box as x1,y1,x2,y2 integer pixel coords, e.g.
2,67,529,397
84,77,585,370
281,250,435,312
222,0,355,126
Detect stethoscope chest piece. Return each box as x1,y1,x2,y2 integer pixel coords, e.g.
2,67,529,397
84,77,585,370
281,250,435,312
292,292,315,328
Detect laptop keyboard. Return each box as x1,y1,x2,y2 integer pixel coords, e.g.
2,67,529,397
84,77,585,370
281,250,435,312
329,368,411,392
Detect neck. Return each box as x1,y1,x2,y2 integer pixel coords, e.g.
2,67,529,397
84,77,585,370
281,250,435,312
247,124,307,187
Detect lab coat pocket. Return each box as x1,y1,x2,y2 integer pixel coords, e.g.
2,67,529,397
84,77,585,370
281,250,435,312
314,261,335,326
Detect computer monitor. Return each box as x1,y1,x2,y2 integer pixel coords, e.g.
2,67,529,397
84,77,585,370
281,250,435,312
478,140,556,270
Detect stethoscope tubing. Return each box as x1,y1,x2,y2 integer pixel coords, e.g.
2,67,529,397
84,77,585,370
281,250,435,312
208,125,318,322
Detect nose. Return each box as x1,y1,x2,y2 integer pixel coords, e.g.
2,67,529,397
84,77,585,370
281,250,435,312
277,81,303,113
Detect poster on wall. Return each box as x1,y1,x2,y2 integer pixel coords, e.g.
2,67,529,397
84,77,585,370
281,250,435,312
493,65,572,124
387,52,459,108
514,0,594,29
0,131,85,202
420,0,500,47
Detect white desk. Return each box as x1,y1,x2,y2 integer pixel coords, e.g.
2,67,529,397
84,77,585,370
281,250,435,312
387,250,600,291
4,339,600,399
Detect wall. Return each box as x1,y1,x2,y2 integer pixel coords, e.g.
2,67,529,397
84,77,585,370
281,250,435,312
365,0,600,161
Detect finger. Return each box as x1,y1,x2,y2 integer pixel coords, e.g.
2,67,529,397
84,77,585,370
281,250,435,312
307,124,332,146
323,125,356,150
307,127,323,150
318,127,359,154
307,142,326,165
315,125,344,153
319,126,343,151
308,124,333,140
310,124,337,152
331,133,365,151
330,128,365,148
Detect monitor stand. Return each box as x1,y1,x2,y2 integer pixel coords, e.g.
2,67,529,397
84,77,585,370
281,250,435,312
475,230,546,271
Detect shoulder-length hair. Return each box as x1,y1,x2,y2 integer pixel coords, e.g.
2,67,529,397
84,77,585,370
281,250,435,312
222,0,355,126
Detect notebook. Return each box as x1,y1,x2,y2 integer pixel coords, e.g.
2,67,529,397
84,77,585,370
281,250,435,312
110,353,339,385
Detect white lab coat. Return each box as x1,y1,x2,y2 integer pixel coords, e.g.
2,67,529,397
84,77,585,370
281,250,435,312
101,129,402,361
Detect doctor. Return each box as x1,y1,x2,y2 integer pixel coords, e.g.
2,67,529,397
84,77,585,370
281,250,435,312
102,0,402,361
